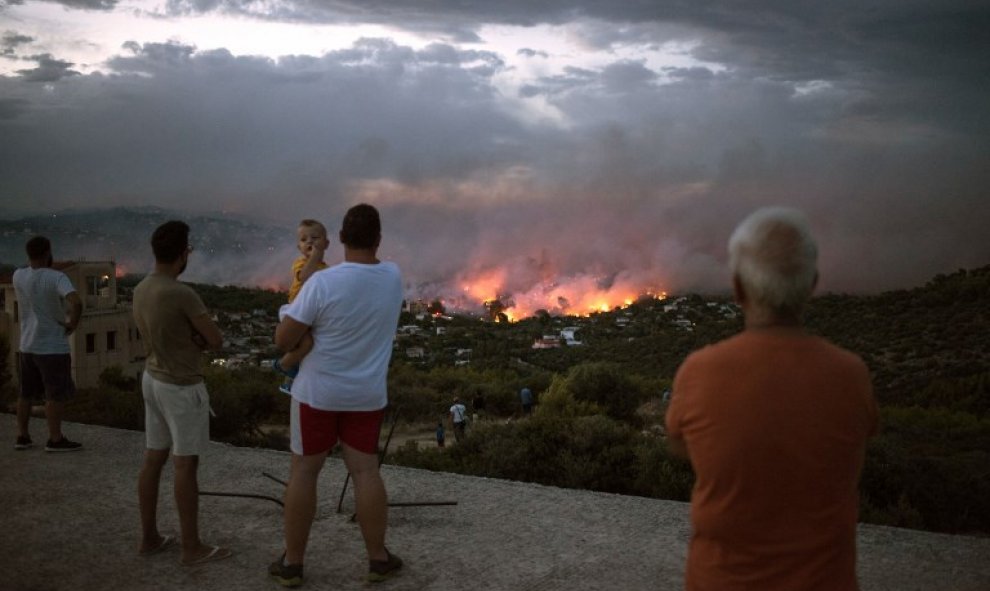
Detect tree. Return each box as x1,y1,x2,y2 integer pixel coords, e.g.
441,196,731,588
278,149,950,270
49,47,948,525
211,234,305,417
540,362,646,423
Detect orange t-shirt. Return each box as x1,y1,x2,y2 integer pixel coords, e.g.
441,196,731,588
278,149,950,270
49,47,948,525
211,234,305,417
287,256,328,303
666,329,878,591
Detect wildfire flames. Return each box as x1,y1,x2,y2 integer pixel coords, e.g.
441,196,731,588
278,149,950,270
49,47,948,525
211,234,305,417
451,267,666,321
251,262,667,322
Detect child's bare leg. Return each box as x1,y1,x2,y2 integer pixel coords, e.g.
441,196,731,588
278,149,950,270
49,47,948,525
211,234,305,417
279,331,314,369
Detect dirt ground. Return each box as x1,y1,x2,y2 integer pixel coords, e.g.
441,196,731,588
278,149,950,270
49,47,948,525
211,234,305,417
4,414,990,591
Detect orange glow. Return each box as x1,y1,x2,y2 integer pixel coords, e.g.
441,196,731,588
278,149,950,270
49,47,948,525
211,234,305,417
246,266,664,322
460,267,507,303
450,266,665,320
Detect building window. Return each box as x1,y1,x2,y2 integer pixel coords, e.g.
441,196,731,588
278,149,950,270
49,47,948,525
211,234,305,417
107,330,117,352
86,333,96,354
86,274,111,297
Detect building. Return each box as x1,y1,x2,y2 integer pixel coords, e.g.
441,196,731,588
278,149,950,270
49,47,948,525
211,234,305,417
1,260,144,389
531,335,562,349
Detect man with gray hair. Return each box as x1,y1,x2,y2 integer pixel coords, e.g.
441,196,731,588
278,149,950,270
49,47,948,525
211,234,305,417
666,207,878,590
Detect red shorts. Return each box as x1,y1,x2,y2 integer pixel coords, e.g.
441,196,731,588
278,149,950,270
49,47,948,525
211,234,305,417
289,400,384,456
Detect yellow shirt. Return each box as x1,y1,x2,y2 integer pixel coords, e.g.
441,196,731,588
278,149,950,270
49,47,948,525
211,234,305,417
288,256,328,303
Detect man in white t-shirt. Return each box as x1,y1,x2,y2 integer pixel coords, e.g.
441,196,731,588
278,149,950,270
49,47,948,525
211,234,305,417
450,397,468,441
12,236,83,452
270,204,404,587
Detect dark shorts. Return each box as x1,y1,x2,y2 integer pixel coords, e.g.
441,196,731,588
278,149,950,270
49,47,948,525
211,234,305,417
19,353,76,403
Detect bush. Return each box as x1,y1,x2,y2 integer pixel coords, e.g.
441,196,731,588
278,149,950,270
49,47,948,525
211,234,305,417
538,362,646,423
99,365,137,391
633,437,695,501
64,386,144,431
859,407,990,533
392,413,647,495
0,336,14,409
205,366,286,447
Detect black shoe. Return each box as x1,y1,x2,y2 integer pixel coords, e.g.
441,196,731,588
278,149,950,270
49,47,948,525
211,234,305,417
45,437,82,452
367,549,403,583
14,435,33,450
269,554,304,587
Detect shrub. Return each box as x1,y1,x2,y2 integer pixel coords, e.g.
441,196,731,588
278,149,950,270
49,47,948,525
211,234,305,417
392,413,645,495
0,336,14,408
859,407,990,533
205,366,286,447
99,365,138,391
633,437,695,501
64,386,144,431
537,362,646,423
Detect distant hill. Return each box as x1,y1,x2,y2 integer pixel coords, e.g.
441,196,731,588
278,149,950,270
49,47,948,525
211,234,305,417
0,207,293,288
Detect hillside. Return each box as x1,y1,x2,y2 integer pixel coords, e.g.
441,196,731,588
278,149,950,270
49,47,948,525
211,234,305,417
0,206,291,287
4,263,986,534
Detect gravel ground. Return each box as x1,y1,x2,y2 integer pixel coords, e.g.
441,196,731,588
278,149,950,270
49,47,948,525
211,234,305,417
1,414,988,591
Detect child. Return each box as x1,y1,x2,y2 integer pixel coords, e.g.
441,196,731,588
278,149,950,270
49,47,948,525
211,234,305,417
436,421,445,448
274,219,330,394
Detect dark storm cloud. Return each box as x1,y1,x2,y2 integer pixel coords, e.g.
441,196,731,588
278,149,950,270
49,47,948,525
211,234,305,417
1,1,987,296
1,32,33,57
16,53,80,81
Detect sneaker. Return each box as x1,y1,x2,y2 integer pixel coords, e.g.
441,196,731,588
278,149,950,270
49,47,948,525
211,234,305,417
14,435,33,450
269,554,304,588
45,437,82,452
367,549,403,583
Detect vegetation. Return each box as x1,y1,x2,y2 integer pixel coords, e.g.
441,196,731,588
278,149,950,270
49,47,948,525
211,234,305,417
390,265,990,535
0,337,13,407
61,365,290,450
118,273,288,314
9,264,987,535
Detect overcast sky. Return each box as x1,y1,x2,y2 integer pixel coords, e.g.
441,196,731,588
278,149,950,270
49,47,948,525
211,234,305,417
1,1,988,308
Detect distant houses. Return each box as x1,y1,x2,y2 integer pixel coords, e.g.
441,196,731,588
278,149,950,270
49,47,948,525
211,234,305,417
532,326,584,349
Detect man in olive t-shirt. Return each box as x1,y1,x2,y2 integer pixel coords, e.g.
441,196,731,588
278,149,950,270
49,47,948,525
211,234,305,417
132,221,230,566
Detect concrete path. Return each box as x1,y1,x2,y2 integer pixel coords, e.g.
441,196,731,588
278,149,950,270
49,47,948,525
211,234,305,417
1,414,988,590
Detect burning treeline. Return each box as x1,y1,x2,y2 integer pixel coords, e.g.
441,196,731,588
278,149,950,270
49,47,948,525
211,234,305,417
429,266,667,321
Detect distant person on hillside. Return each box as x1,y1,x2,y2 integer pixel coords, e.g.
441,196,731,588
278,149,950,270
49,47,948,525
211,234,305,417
436,421,445,448
12,235,83,452
132,220,230,565
450,397,468,441
274,219,331,394
270,204,404,587
665,207,879,590
520,386,534,415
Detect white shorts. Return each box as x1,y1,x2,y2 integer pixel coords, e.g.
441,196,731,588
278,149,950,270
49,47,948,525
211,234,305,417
142,371,210,456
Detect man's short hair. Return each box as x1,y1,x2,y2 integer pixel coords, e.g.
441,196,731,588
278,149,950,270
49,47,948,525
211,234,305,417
340,204,381,249
151,220,191,264
25,236,51,261
299,219,327,236
728,207,818,316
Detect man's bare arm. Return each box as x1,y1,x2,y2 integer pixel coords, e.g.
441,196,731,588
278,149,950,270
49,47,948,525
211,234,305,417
63,292,82,335
275,316,310,353
190,313,223,350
